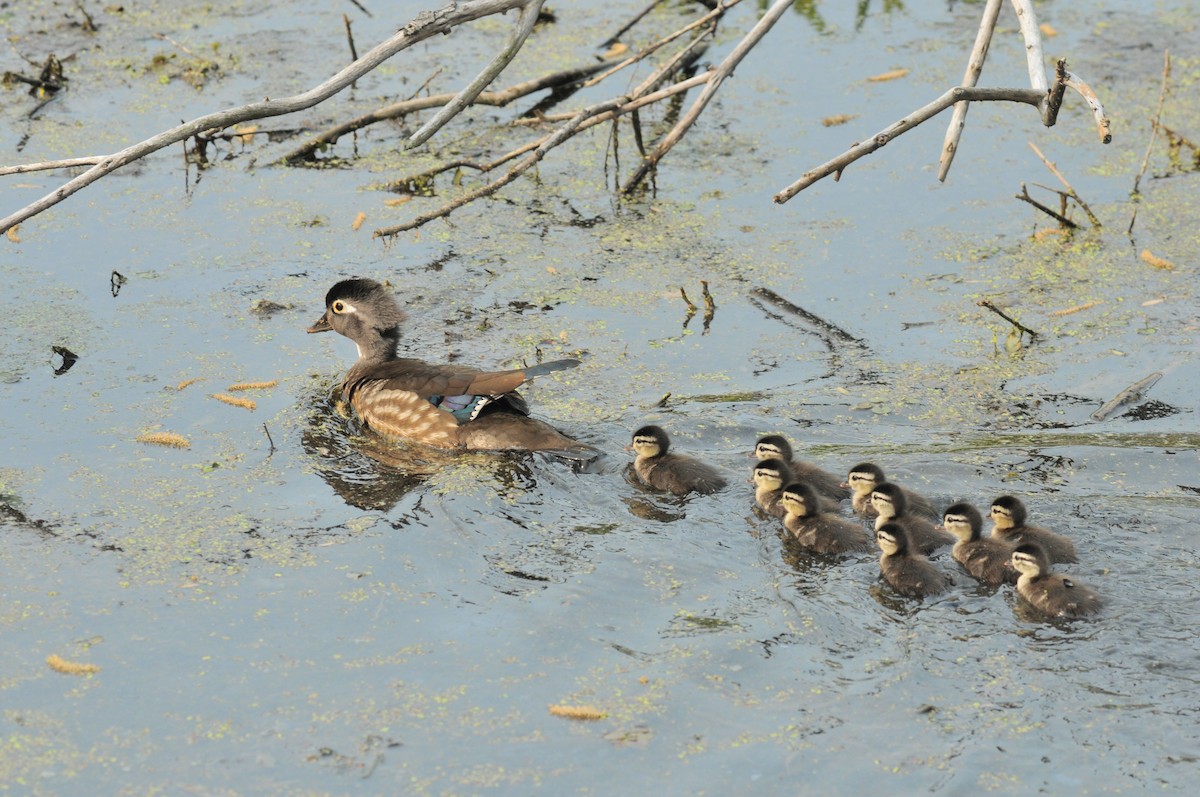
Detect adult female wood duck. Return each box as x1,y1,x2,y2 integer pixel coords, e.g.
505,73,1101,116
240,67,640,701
630,425,727,496
308,278,591,453
942,502,1017,586
989,495,1078,564
876,522,948,598
1011,542,1101,618
752,435,850,503
870,482,954,555
779,481,871,555
845,462,936,519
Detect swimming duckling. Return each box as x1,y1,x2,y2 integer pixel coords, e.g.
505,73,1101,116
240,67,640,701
753,435,850,503
989,495,1078,564
845,462,937,519
943,502,1017,586
1012,542,1101,618
876,521,948,598
779,481,872,555
871,482,954,555
752,458,794,517
630,425,727,496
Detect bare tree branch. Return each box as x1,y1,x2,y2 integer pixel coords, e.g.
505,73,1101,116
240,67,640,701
1028,141,1101,227
621,0,790,193
0,0,533,235
1009,0,1048,91
406,0,545,148
282,62,607,164
0,157,105,177
938,0,1003,181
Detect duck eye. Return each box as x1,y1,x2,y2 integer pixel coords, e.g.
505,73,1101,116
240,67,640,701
332,300,346,313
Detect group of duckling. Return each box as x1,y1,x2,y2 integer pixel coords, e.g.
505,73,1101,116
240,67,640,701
306,279,1100,620
630,426,1101,620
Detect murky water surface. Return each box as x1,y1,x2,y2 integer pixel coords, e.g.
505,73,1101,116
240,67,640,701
2,0,1198,793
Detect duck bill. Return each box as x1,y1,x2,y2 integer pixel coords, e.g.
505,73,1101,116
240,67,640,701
306,312,332,334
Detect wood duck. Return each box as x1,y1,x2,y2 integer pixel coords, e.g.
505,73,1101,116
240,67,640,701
308,278,591,453
870,482,953,555
1012,542,1101,618
630,425,727,496
845,462,937,519
942,502,1017,586
753,435,850,502
779,481,871,555
989,495,1078,564
876,521,947,598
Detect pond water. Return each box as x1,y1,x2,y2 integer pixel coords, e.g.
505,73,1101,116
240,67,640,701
2,0,1198,793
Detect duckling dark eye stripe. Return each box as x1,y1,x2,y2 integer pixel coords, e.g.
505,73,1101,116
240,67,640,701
945,515,966,524
633,436,656,445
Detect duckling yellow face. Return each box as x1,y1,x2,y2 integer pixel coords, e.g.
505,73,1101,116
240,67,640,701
754,440,784,461
942,512,974,542
631,433,662,459
847,468,879,498
990,503,1016,530
870,489,897,520
876,527,901,556
753,465,785,492
1011,548,1043,577
779,490,807,517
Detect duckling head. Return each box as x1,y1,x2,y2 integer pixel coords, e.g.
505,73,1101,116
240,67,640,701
876,521,910,556
846,462,885,497
752,458,792,492
631,425,669,459
779,481,817,518
942,502,984,542
870,481,907,520
754,434,793,462
1011,542,1050,577
990,495,1028,530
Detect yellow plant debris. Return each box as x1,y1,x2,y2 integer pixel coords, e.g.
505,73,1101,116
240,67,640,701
46,654,101,675
227,380,278,391
136,431,191,448
212,393,256,410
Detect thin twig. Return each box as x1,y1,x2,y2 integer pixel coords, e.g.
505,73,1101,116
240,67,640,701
601,0,666,47
1015,182,1078,228
977,299,1039,340
622,0,789,193
407,0,544,148
348,0,373,17
263,422,277,454
375,96,629,237
582,0,737,90
282,61,605,163
939,0,1002,181
1027,141,1101,227
1132,50,1170,200
373,71,710,201
680,286,698,312
153,32,198,58
0,156,105,177
343,14,359,90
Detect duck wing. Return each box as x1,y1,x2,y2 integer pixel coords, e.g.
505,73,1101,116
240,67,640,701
347,358,579,399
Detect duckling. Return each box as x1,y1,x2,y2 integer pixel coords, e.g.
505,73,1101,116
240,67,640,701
871,482,954,555
308,278,591,453
876,521,947,598
753,435,850,502
752,458,794,517
989,495,1078,564
845,462,937,519
630,425,727,496
779,481,872,555
942,502,1017,586
1012,542,1101,618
